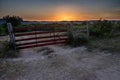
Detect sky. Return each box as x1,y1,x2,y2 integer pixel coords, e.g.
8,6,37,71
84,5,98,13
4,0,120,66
0,0,120,21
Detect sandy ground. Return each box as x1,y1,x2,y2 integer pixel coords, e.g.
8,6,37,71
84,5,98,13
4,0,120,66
0,36,9,42
0,45,120,80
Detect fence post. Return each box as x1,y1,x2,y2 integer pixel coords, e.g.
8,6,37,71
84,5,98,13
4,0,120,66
67,22,74,43
7,23,16,50
68,22,74,35
86,21,90,39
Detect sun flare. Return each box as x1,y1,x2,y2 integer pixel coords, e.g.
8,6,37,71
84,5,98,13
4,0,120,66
55,14,77,21
59,16,71,21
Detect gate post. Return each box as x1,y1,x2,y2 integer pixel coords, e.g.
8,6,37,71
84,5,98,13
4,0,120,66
7,23,16,50
86,21,90,39
67,22,74,44
68,22,74,37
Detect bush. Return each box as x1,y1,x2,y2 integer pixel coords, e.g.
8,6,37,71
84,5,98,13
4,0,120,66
3,15,23,26
114,22,120,33
0,41,19,58
67,32,89,47
0,24,7,36
90,20,114,38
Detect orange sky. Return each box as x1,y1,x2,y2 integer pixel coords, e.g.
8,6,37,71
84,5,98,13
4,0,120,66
0,0,120,21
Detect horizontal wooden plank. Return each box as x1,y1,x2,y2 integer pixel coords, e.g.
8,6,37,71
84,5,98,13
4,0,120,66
17,41,66,49
15,30,67,36
16,38,67,46
15,34,67,42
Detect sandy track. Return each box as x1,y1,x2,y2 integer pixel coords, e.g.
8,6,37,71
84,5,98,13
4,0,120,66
0,45,120,80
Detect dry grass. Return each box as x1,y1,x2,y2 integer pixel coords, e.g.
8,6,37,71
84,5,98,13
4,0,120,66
88,36,120,53
36,47,54,55
0,41,19,58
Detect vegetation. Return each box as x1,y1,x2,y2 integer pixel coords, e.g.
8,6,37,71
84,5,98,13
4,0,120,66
0,18,120,57
67,36,88,47
67,30,89,47
90,20,114,38
67,20,120,52
88,36,120,53
3,15,23,26
87,20,120,52
0,15,23,35
0,24,7,36
0,41,19,58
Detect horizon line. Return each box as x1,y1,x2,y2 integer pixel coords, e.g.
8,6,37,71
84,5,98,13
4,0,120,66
0,18,120,22
22,19,120,22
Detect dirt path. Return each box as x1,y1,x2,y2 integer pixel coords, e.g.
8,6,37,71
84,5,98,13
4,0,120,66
0,45,120,80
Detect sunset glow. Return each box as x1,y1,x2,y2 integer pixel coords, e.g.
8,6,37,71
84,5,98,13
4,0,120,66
55,13,78,21
0,0,120,21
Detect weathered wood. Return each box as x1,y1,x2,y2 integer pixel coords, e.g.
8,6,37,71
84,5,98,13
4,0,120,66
17,41,66,49
7,23,16,50
13,24,68,49
15,34,67,42
86,21,90,39
68,22,74,38
16,38,67,46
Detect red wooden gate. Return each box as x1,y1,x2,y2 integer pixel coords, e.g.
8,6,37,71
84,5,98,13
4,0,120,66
13,24,68,49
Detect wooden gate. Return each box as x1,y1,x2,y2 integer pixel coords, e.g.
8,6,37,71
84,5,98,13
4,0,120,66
8,23,68,49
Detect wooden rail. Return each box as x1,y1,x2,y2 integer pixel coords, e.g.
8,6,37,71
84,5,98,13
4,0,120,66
17,41,66,49
11,24,69,49
15,34,67,42
16,38,67,46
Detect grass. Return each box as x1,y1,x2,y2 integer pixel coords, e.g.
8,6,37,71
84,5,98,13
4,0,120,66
36,47,54,56
0,24,7,36
1,22,120,56
0,41,20,58
88,36,120,53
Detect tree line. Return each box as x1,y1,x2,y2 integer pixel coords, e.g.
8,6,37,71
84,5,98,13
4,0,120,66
3,15,23,26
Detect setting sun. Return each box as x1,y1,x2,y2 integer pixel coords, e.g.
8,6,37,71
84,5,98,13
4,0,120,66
1,0,119,21
56,15,74,21
54,12,78,21
59,16,70,21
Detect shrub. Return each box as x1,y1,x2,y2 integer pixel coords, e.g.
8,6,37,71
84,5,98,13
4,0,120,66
3,15,23,26
114,22,120,33
90,20,114,38
66,32,74,46
67,32,89,47
0,24,7,36
0,41,19,58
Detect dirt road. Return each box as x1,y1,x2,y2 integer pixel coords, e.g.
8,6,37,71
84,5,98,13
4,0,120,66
0,45,120,80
